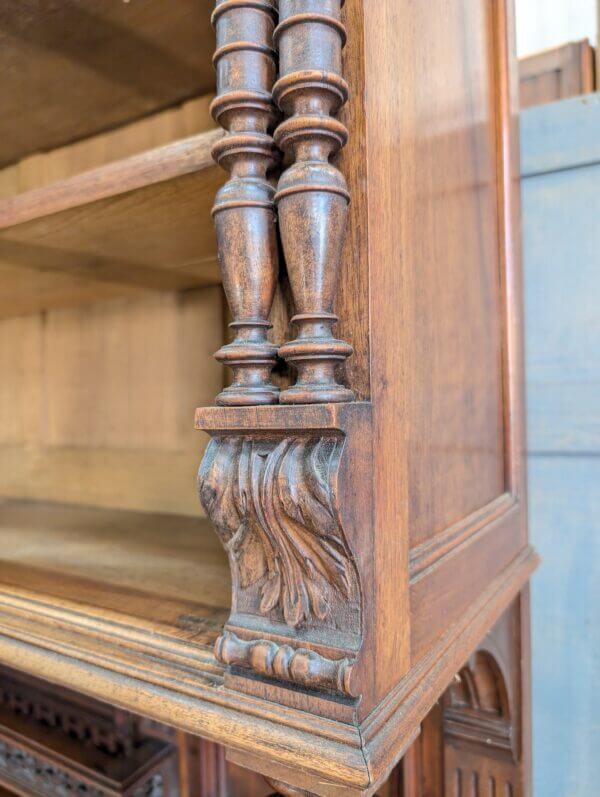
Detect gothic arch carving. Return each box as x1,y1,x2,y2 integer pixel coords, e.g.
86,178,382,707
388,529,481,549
443,649,515,760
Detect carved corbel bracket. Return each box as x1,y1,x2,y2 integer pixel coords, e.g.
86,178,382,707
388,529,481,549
196,403,372,698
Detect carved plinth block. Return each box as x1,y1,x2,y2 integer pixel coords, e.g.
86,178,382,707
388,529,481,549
196,403,372,699
211,0,281,405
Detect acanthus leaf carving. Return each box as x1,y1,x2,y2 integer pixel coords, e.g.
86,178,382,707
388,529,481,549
198,435,356,629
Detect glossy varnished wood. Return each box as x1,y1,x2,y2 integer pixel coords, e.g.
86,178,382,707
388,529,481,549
0,1,535,794
378,0,506,551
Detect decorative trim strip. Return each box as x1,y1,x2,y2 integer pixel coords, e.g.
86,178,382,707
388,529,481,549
215,632,356,696
409,494,517,579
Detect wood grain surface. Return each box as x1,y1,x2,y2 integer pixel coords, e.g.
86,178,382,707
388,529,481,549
520,39,595,110
0,129,225,319
0,288,224,516
0,0,216,166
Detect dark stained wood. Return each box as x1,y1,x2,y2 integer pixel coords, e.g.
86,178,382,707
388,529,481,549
275,0,355,404
0,666,178,797
400,593,532,797
0,0,536,794
520,39,596,109
0,131,225,318
196,402,368,707
0,0,216,167
210,0,281,406
178,737,274,797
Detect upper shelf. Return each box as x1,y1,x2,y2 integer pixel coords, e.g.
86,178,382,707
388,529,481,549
0,129,225,318
0,0,215,167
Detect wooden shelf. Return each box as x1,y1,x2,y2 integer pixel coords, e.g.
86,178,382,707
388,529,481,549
0,130,225,318
0,500,230,648
0,499,371,788
0,499,375,787
0,1,215,167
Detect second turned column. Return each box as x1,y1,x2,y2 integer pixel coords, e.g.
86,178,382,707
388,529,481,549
211,0,280,406
273,0,355,404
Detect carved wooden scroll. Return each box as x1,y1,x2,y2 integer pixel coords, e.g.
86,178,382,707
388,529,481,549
196,403,370,697
215,632,355,695
211,0,280,406
197,423,362,695
198,435,355,628
274,0,354,404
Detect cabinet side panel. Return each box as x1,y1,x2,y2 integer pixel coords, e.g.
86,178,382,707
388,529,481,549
399,0,506,549
365,0,523,704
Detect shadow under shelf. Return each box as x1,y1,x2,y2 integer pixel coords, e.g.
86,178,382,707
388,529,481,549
0,130,225,319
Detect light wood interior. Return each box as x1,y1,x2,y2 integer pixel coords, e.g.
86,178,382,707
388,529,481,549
0,500,230,630
0,1,216,167
0,11,230,628
0,288,224,516
0,95,225,319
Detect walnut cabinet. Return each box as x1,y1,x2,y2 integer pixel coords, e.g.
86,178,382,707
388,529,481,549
0,1,536,795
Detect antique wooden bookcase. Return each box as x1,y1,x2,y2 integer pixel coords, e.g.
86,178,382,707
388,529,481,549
0,1,537,795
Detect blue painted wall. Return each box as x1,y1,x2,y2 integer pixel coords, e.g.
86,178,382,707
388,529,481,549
521,94,600,796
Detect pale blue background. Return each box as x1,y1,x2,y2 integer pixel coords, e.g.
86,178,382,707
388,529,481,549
521,93,600,796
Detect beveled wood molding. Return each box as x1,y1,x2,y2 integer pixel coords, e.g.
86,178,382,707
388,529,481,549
210,0,280,406
196,403,369,697
0,548,535,796
409,493,517,579
274,0,355,404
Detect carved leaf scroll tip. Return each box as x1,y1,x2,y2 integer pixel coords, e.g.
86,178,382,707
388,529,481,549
198,435,357,629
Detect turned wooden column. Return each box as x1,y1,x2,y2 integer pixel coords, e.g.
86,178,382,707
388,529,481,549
274,0,354,404
210,0,280,405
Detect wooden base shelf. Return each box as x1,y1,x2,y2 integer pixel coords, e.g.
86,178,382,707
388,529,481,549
0,500,230,645
0,498,537,796
0,131,225,319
